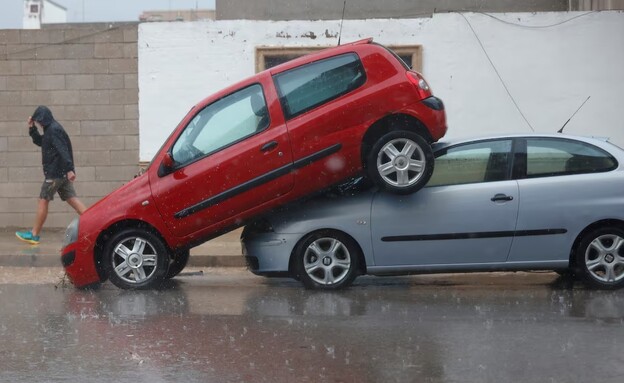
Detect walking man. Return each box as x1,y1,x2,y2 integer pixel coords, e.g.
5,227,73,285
16,106,86,245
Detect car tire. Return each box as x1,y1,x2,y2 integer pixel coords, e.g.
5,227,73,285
166,249,190,279
575,226,624,289
293,230,360,290
103,228,169,290
367,130,434,194
555,269,574,278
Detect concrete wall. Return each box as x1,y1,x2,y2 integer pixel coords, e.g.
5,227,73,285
573,0,624,10
140,9,216,22
139,12,624,162
0,25,139,228
216,0,568,20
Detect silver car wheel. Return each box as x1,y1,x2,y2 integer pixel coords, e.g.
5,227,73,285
112,236,159,284
585,234,624,283
376,138,425,187
303,237,351,286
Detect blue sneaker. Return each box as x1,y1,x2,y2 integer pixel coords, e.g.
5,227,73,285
16,230,40,245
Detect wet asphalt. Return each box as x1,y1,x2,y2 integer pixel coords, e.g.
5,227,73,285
1,268,623,383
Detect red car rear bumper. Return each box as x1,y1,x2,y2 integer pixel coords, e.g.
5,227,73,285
410,96,447,142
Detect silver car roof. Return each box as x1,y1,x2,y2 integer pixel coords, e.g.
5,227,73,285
432,133,618,153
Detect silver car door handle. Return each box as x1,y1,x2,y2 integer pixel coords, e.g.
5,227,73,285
491,193,514,202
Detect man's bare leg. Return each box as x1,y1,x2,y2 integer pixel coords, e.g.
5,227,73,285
67,197,87,215
32,199,49,237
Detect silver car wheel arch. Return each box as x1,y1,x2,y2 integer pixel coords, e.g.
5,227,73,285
585,234,624,284
303,237,351,286
376,138,425,187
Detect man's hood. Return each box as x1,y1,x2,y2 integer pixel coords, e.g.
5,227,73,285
32,105,55,128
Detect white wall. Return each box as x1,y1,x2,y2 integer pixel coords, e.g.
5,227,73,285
23,0,41,29
139,12,624,161
43,0,67,24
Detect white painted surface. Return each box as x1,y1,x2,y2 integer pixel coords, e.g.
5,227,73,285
139,12,624,161
23,0,67,29
23,0,42,29
43,0,67,24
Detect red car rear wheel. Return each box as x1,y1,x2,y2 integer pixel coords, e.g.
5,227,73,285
367,130,434,194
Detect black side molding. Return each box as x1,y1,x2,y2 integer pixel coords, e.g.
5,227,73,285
382,228,567,242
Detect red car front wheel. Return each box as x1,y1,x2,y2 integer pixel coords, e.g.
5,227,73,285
103,228,169,290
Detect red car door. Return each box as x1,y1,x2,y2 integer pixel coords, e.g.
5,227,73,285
151,77,293,239
272,53,370,192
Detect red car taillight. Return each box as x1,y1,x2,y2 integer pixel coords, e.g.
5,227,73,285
406,71,433,100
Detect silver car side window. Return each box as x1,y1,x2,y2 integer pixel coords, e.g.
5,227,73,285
526,138,617,178
428,140,512,187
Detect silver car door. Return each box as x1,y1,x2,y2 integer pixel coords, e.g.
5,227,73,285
371,139,519,266
508,137,621,264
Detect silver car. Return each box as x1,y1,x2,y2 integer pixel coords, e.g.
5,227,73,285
242,134,624,290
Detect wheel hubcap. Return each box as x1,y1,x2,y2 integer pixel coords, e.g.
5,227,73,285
112,236,158,284
377,138,426,188
303,238,351,286
394,155,409,170
585,234,624,284
128,253,143,268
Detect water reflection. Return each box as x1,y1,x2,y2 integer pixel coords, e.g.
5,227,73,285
0,276,622,382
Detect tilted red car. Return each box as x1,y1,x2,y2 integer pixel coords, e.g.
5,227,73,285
61,38,447,289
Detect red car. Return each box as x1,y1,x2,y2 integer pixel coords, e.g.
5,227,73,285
61,38,447,289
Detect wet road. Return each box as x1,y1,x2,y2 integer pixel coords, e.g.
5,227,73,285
1,267,623,383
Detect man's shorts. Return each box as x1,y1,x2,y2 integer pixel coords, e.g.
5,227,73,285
40,178,77,201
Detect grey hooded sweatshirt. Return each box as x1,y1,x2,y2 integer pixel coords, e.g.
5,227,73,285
29,106,75,179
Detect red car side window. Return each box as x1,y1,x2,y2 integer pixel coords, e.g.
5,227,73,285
273,53,366,120
171,84,269,167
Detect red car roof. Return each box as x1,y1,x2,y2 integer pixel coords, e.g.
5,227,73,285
268,37,374,75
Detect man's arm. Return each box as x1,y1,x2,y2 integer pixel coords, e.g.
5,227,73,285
28,117,42,147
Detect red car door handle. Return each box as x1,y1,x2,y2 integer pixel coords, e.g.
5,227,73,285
491,193,514,202
261,141,278,152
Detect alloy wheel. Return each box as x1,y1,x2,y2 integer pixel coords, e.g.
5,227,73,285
584,234,624,284
376,137,426,188
303,237,351,286
112,236,159,284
